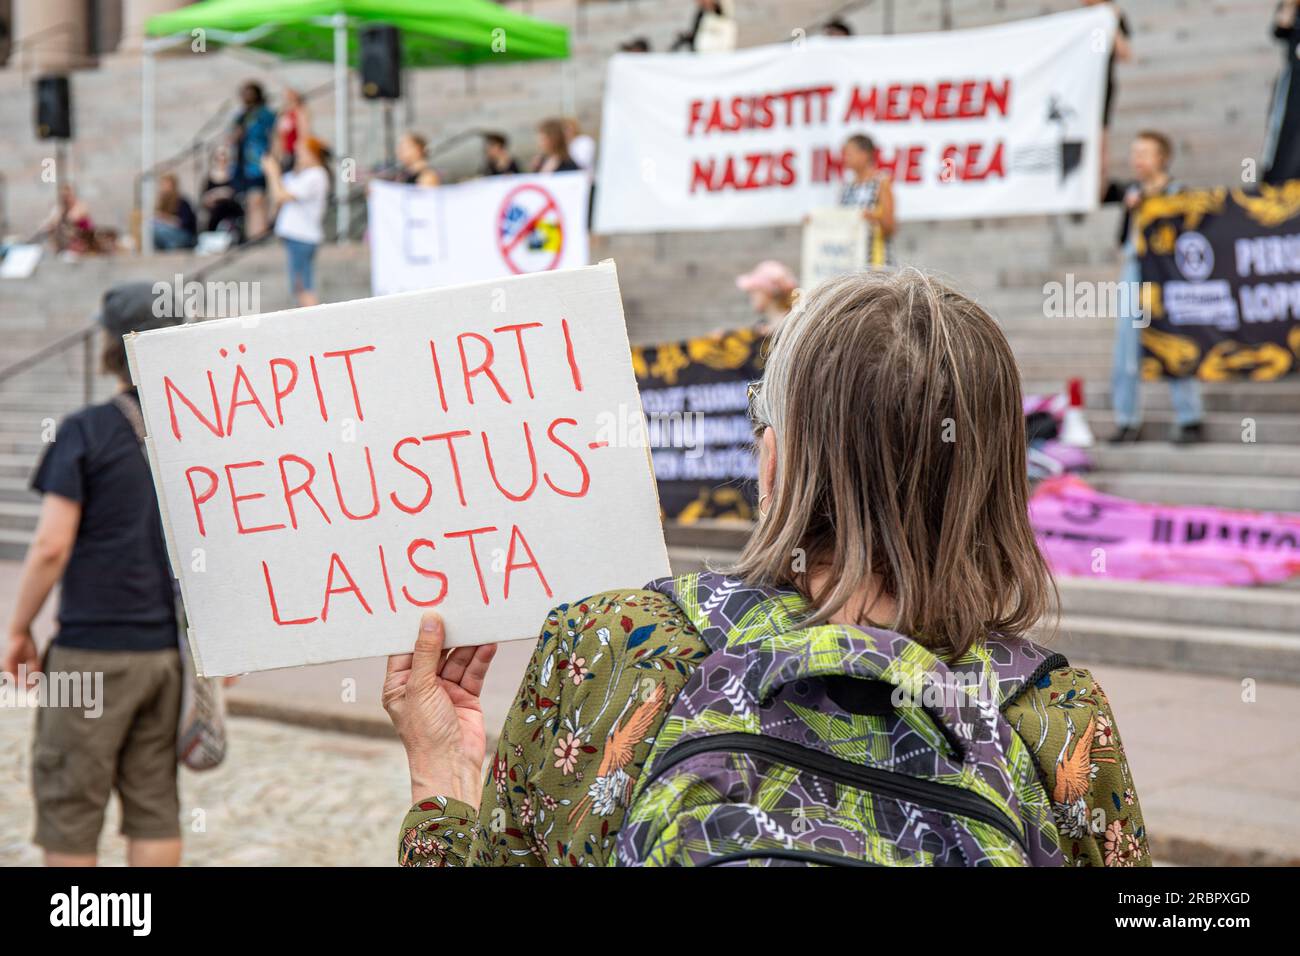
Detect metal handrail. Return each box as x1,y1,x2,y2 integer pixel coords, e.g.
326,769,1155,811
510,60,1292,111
0,323,99,387
0,227,274,395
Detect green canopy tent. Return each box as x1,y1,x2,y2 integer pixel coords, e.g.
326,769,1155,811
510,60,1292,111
140,0,569,250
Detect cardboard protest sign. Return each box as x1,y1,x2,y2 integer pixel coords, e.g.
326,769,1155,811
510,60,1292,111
801,207,867,291
126,262,670,676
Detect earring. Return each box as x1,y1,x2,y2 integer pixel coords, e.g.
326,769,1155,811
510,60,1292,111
757,493,770,519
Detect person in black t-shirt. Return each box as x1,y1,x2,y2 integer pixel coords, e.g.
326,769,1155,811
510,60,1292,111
481,132,521,176
4,282,186,866
201,143,244,240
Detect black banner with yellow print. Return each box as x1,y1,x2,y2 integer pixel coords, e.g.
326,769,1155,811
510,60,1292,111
631,327,768,522
1135,181,1300,381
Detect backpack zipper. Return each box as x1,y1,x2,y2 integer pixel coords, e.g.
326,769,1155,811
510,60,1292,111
643,732,1029,855
699,848,881,867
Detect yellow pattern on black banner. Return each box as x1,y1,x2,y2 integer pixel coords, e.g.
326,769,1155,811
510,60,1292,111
1136,183,1300,382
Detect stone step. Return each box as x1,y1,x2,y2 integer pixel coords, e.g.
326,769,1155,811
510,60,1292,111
1053,576,1300,634
0,499,40,536
0,478,38,505
1083,410,1300,446
1072,383,1299,416
1088,473,1300,513
1041,614,1300,684
0,527,34,562
1088,444,1300,479
0,437,52,458
0,395,109,413
0,454,35,481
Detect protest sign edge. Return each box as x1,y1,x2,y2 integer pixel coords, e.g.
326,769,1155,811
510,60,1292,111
125,330,210,676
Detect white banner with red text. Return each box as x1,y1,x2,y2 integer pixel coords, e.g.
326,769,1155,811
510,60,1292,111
594,5,1115,233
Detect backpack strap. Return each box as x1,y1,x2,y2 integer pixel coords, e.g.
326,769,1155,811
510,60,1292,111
980,636,1070,711
645,570,799,652
112,391,147,445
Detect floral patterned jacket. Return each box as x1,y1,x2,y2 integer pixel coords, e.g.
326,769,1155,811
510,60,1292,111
398,588,1148,867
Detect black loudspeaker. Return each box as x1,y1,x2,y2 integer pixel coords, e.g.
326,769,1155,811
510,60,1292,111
36,75,72,139
359,25,401,100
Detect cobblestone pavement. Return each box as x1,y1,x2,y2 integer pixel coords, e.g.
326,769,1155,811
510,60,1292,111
0,708,411,867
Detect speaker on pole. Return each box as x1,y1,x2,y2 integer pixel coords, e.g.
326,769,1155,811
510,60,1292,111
359,25,401,100
35,75,72,139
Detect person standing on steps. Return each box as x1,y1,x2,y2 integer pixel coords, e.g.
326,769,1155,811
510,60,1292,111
230,81,276,239
263,136,331,308
839,134,896,270
1106,130,1205,445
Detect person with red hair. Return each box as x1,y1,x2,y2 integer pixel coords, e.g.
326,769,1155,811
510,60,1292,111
262,136,330,307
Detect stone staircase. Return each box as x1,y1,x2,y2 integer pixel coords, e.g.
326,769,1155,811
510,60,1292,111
1,0,1296,679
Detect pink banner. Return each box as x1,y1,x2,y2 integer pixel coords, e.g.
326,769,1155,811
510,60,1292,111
1029,475,1300,586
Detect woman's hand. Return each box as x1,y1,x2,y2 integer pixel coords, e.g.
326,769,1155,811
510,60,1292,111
383,613,498,808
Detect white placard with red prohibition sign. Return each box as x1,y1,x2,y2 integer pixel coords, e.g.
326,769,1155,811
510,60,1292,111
368,172,590,296
126,262,669,676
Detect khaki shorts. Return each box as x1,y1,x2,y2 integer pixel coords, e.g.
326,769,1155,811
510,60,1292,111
32,645,182,855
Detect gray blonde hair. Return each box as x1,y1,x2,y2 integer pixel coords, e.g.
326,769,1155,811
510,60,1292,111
737,268,1055,657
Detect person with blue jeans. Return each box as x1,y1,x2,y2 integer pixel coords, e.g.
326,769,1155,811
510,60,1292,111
1108,130,1204,444
263,136,330,307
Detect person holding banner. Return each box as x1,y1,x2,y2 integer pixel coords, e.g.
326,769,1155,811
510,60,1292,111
382,269,1147,868
839,134,896,269
1108,131,1204,444
531,119,580,174
396,133,442,188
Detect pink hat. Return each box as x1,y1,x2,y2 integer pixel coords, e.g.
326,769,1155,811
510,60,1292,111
736,260,797,295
